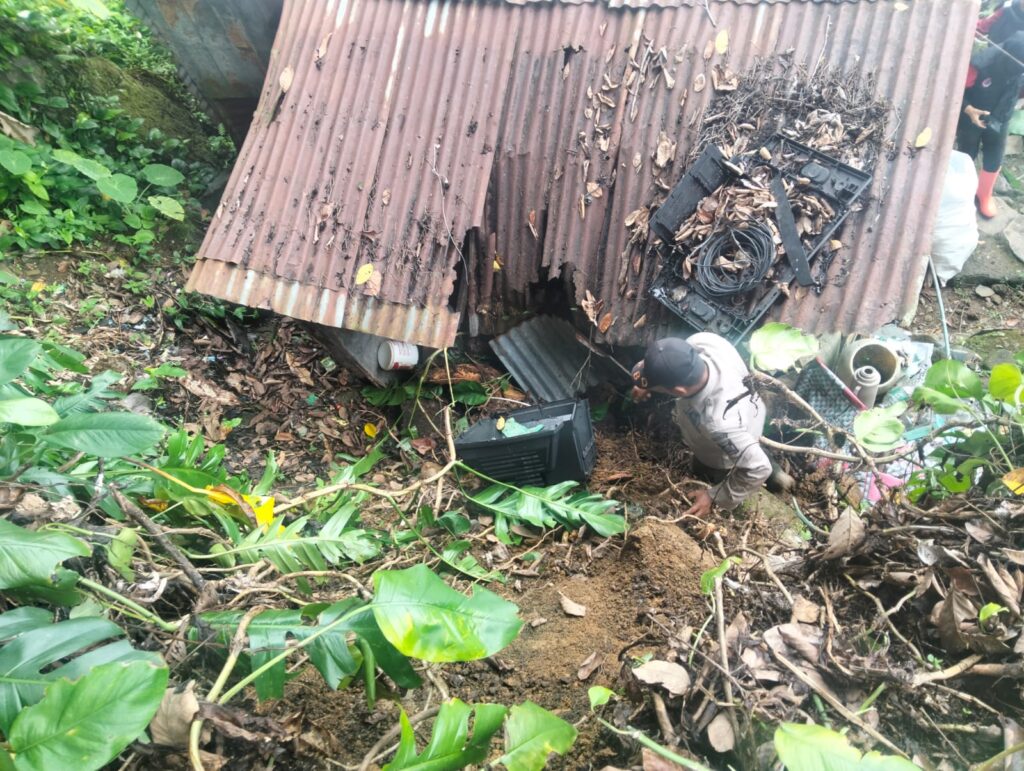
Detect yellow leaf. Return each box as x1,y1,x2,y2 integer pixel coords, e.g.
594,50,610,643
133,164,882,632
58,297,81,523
355,263,375,285
29,281,45,293
203,486,236,506
496,416,506,431
715,30,729,55
364,422,378,438
493,259,502,272
914,127,932,148
246,495,276,528
142,498,169,512
1003,468,1024,495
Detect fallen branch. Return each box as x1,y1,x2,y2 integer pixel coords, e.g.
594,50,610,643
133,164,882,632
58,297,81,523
911,654,984,687
111,486,208,593
714,576,740,746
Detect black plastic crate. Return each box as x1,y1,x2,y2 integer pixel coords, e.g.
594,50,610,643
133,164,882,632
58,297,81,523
649,135,872,342
454,399,596,487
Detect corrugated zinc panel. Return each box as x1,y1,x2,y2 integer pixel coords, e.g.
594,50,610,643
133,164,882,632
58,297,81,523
188,0,978,349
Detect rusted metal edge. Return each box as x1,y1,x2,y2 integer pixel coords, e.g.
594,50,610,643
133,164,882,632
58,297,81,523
186,259,460,349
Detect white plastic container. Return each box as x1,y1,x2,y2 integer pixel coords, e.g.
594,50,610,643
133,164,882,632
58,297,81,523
378,340,419,370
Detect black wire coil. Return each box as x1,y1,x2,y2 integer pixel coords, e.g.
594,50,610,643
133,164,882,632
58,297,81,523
694,222,776,297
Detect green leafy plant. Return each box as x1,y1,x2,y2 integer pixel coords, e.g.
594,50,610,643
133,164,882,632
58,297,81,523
0,658,167,770
382,698,577,771
773,722,918,770
852,402,907,453
748,322,819,372
467,480,625,544
0,607,162,731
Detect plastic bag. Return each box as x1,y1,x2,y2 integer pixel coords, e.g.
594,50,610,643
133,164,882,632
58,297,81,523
931,151,979,285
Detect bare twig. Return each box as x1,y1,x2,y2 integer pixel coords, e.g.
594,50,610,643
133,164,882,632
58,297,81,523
714,576,740,743
652,692,678,746
357,705,441,771
736,547,793,606
110,486,207,593
911,654,984,687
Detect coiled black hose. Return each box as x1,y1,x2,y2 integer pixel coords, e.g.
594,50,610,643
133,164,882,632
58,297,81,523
695,222,776,297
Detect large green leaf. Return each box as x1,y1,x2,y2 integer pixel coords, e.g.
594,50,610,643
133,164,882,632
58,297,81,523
51,149,110,181
497,701,578,771
384,699,507,771
774,723,918,771
141,164,184,187
95,173,137,203
197,599,420,701
852,403,906,453
0,150,30,176
3,659,167,770
0,609,161,733
148,195,184,221
989,363,1023,403
0,397,59,426
748,322,819,372
52,371,121,417
372,564,522,662
923,359,983,400
0,337,41,385
42,411,164,457
0,519,89,594
911,386,963,415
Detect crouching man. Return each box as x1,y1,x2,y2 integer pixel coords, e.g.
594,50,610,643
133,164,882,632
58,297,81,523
632,334,772,518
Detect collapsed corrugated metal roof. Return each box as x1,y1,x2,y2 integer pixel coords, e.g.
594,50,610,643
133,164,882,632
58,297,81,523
187,0,978,349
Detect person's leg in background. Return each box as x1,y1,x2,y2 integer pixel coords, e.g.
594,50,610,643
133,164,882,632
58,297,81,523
957,112,984,162
976,119,1011,219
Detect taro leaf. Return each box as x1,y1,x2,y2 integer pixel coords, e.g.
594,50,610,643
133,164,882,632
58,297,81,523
924,359,983,400
0,336,41,385
372,564,522,662
989,363,1023,403
0,149,30,176
497,701,578,771
0,519,89,593
42,411,165,457
911,385,963,415
774,722,918,771
0,609,161,733
748,322,819,372
148,195,184,221
587,686,615,709
141,163,185,187
3,659,167,770
51,149,110,181
383,698,507,771
0,396,59,426
96,173,138,203
852,403,906,453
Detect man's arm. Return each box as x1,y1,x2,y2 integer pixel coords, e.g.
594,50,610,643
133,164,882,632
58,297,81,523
706,436,772,510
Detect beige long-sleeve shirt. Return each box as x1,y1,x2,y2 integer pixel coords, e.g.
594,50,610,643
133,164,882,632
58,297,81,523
672,333,772,509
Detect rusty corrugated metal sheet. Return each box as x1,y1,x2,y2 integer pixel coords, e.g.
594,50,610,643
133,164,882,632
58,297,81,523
189,0,978,350
126,0,282,143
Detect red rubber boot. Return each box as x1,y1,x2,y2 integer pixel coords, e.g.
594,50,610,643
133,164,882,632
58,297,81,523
976,169,1000,220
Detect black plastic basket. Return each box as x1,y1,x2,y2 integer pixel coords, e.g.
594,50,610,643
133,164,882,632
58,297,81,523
454,399,596,487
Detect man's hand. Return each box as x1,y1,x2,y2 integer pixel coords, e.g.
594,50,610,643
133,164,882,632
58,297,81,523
965,104,990,129
683,489,713,518
631,385,652,402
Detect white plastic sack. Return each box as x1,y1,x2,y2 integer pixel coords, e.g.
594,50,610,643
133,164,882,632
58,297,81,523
930,150,979,285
